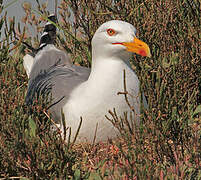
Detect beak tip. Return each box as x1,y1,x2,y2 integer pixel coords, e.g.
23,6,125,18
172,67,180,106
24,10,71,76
147,53,151,58
146,47,151,58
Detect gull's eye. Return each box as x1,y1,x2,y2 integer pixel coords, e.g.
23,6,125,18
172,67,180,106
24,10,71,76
107,28,116,36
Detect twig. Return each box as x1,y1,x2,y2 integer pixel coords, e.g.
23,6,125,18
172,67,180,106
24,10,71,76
92,123,98,146
123,112,133,135
1,176,29,180
105,109,123,134
67,127,71,149
117,70,137,115
72,117,83,145
106,70,140,135
55,0,58,19
15,36,37,54
61,108,67,141
43,110,61,132
10,27,27,53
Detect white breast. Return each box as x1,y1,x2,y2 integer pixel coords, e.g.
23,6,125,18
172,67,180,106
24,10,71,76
63,59,140,142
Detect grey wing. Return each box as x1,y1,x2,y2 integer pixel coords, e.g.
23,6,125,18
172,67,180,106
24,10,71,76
25,45,90,121
49,65,90,121
29,45,72,80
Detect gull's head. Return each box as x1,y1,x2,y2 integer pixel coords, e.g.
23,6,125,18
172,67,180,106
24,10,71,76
92,20,151,60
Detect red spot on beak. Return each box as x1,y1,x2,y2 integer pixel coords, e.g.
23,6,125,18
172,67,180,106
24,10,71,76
139,49,146,57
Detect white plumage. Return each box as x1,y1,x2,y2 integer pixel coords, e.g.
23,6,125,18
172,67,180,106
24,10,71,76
24,20,151,142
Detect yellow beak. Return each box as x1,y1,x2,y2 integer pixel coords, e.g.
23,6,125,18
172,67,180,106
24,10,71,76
122,37,151,57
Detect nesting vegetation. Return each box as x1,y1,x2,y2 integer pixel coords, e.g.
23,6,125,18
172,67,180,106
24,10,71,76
0,0,200,179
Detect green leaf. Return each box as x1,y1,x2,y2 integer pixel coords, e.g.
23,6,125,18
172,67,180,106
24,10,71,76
73,169,81,180
28,116,36,137
20,178,29,180
88,172,102,180
193,105,201,117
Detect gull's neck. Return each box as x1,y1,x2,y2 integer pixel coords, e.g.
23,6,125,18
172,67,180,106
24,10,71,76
88,54,131,84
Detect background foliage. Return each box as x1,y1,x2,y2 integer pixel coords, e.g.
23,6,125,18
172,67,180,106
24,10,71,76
0,0,200,179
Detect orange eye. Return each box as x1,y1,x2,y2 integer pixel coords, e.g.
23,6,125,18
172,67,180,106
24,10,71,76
107,28,116,36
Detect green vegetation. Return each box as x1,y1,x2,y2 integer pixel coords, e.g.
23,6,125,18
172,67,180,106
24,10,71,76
0,0,200,179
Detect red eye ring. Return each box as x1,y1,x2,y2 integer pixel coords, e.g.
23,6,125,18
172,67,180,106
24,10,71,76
107,28,116,36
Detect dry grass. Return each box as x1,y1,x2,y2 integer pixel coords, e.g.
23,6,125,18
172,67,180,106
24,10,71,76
0,0,200,179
